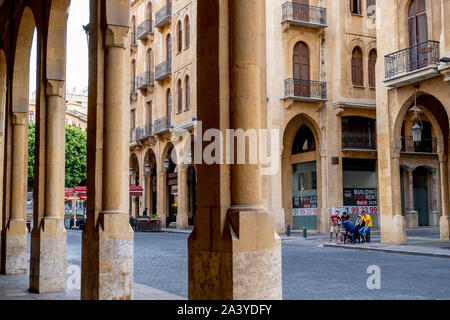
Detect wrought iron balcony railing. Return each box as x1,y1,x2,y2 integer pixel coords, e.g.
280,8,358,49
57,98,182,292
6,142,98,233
137,72,154,89
131,32,137,46
155,59,172,81
153,116,171,135
155,1,172,28
130,123,153,144
385,40,440,79
130,128,138,144
402,136,437,154
282,2,327,27
137,20,153,40
342,132,377,150
284,79,327,101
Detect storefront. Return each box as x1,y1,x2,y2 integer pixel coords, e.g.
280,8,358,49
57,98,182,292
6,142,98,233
292,161,317,230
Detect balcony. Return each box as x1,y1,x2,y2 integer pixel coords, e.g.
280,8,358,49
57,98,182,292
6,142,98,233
155,59,171,81
284,79,327,102
130,123,153,145
154,2,172,29
136,20,153,41
137,72,154,90
402,136,437,154
384,40,440,88
281,2,327,29
342,132,377,151
153,116,172,135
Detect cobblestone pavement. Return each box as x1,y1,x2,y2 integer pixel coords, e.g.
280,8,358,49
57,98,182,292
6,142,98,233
1,228,449,300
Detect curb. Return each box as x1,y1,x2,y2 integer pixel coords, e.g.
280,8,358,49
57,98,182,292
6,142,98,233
160,228,192,234
322,243,450,259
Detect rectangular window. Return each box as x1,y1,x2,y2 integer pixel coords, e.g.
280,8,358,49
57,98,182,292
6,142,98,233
350,0,361,14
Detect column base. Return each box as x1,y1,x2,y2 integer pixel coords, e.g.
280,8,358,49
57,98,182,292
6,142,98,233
406,211,419,229
29,217,67,293
440,216,450,240
2,219,28,275
188,207,282,300
81,212,134,300
380,214,407,245
429,211,440,227
176,211,189,230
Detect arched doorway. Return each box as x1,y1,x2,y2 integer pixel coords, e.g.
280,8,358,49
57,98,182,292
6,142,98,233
290,124,317,230
413,167,429,227
293,41,310,97
144,149,157,216
130,153,140,217
162,143,177,226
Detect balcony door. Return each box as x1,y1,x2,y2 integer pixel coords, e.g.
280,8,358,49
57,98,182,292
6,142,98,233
293,0,309,22
408,0,428,71
293,41,310,97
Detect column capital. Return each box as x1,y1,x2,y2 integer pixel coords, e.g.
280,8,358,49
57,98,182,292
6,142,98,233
405,167,415,175
105,25,129,48
46,79,65,97
12,112,27,126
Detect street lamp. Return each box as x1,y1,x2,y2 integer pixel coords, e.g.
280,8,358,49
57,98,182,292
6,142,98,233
129,167,134,177
144,163,151,175
164,158,170,170
411,122,423,143
83,24,90,47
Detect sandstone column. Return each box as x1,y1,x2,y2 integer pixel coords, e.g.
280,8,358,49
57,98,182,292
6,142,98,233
30,79,67,293
429,168,440,227
81,23,133,300
405,168,418,229
188,0,281,300
439,155,450,240
157,169,167,227
176,163,188,229
3,112,28,274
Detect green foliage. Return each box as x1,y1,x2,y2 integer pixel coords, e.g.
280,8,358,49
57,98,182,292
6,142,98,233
27,124,87,190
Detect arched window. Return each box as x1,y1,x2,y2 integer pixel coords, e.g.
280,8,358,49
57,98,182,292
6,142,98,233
131,60,136,92
147,2,152,24
368,49,377,88
293,41,310,96
185,16,190,48
408,0,427,70
292,125,316,154
131,16,136,44
351,46,363,86
185,75,190,110
166,34,172,61
166,89,172,119
147,49,153,73
177,21,182,53
177,79,182,113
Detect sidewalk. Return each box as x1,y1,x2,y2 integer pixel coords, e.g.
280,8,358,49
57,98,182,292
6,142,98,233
321,227,450,258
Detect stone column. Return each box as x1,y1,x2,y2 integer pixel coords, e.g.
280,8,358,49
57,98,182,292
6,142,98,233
439,156,450,240
157,169,167,227
405,168,418,229
177,163,188,229
429,168,440,227
3,112,28,274
30,80,67,293
81,25,133,300
188,0,281,300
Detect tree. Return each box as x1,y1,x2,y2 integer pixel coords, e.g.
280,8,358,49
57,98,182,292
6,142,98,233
27,124,87,190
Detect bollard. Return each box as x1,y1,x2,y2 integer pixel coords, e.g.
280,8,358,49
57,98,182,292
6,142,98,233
303,227,307,238
287,224,291,237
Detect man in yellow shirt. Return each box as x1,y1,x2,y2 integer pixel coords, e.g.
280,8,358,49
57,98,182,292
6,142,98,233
360,211,372,243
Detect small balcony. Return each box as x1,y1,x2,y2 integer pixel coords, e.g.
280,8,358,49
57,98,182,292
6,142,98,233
402,136,437,154
342,132,377,151
284,79,327,102
153,116,172,135
136,20,153,41
281,2,327,29
155,59,172,81
154,2,172,29
130,123,153,145
384,40,440,88
137,72,154,90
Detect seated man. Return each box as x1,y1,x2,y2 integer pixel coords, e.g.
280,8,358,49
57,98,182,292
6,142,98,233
354,214,364,244
341,216,356,244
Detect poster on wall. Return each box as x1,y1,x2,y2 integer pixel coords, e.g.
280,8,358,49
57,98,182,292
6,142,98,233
293,196,318,216
343,188,378,214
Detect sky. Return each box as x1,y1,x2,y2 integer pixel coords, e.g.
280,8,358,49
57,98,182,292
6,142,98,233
30,0,90,97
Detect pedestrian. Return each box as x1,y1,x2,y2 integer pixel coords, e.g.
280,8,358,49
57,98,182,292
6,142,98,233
341,216,356,244
341,211,349,223
329,211,341,242
360,210,373,243
143,208,148,217
129,216,136,232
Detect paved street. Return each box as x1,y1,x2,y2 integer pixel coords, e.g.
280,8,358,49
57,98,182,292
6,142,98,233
64,229,450,300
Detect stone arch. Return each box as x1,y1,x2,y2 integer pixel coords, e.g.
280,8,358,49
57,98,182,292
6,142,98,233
161,141,176,170
393,92,448,155
46,0,70,81
281,113,322,231
12,7,35,113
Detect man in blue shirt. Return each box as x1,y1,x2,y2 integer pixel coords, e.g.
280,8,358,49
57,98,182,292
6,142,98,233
342,216,355,244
